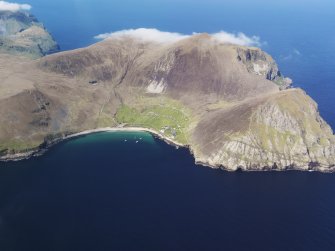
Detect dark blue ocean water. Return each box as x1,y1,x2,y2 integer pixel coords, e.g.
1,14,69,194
1,1,335,250
1,132,335,251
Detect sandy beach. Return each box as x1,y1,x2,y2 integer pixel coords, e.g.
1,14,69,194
64,127,187,148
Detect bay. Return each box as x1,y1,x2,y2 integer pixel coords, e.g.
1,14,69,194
1,132,335,250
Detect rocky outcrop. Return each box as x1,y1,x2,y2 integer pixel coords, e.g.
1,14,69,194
0,11,59,58
236,47,292,89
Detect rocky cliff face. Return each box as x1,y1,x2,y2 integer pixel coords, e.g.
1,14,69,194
0,30,334,172
192,89,335,171
0,11,59,58
236,47,292,89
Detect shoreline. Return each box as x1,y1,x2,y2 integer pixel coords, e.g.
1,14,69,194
0,126,188,162
1,127,335,173
63,127,187,148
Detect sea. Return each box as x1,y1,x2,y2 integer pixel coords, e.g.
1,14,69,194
1,0,335,250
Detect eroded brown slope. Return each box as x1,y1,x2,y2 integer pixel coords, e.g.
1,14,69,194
39,35,281,101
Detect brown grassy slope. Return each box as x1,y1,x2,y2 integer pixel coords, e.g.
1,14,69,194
39,34,280,101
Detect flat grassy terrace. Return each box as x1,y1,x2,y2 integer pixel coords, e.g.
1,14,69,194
115,97,191,144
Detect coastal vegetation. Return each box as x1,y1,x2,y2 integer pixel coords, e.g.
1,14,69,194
0,139,39,153
116,97,191,144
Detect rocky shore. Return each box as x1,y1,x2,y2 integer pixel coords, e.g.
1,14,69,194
2,125,335,173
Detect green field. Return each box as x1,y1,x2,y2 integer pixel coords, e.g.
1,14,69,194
0,139,40,153
115,97,191,144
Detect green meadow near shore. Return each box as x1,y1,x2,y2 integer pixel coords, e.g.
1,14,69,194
116,97,191,144
0,140,40,153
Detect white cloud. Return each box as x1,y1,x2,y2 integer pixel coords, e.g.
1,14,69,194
94,28,189,44
94,28,262,47
211,31,261,47
0,1,31,12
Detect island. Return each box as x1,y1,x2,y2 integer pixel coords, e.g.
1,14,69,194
0,10,59,57
0,10,334,172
